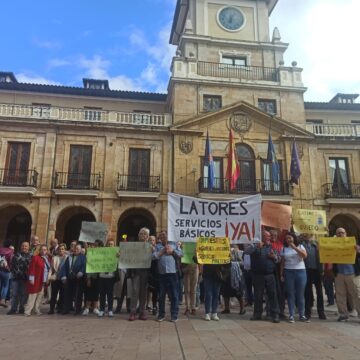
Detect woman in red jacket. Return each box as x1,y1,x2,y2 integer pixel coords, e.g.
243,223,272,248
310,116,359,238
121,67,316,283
24,245,51,316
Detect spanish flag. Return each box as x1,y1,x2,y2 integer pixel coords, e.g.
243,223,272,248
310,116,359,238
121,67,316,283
226,129,240,190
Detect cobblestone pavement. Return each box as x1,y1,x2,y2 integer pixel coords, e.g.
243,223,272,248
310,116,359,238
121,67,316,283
0,304,359,360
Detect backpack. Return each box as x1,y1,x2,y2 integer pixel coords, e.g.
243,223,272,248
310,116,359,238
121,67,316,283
0,255,8,270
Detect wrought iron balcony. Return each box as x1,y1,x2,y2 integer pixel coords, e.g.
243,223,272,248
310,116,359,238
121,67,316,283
117,174,160,192
53,172,102,190
0,169,38,187
199,177,290,196
197,61,280,82
323,183,360,199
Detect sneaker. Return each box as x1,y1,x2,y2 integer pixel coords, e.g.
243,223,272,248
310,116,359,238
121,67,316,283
288,316,295,323
93,308,100,316
97,311,104,318
128,313,136,321
82,308,89,316
349,310,358,317
108,311,114,317
300,316,310,323
157,315,165,322
204,313,211,321
272,317,280,323
35,312,42,316
318,313,327,320
170,317,178,322
211,313,220,321
337,315,349,322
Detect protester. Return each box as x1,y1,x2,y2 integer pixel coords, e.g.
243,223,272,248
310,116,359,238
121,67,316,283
7,241,31,314
153,230,183,322
30,236,40,255
98,240,116,317
148,235,160,315
49,238,59,256
245,231,280,323
48,243,68,314
302,233,326,320
182,258,199,316
280,232,308,323
332,228,360,322
60,244,86,315
242,245,253,307
128,227,151,321
24,244,51,316
0,240,14,307
323,263,335,306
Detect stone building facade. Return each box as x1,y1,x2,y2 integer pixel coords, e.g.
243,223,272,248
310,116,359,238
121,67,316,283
0,0,359,248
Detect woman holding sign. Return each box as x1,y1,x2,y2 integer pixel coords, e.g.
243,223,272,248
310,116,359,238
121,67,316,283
280,233,308,323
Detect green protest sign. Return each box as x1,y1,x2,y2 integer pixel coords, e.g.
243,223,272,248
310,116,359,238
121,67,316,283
86,247,119,273
181,242,197,264
118,242,152,269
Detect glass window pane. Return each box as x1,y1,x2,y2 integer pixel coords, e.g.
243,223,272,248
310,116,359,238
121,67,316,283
236,145,253,159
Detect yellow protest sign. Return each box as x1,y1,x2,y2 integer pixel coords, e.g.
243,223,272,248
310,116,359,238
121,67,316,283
196,237,230,265
319,237,356,264
293,209,327,235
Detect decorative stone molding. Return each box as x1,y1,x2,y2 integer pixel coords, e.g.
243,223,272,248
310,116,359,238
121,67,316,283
179,136,193,154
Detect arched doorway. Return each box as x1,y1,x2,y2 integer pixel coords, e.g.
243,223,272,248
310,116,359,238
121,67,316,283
56,206,96,246
0,205,32,250
117,208,156,242
235,143,256,192
329,214,360,240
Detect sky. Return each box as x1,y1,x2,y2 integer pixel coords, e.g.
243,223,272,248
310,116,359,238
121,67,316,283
0,0,358,101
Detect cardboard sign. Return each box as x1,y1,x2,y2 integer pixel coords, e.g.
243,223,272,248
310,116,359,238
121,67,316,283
118,242,152,269
319,237,356,264
293,209,327,234
181,242,197,264
168,193,262,244
86,247,119,273
79,222,108,244
261,202,292,230
196,237,230,265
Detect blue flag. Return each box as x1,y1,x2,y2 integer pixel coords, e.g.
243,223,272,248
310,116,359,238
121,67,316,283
290,140,301,185
204,131,215,190
267,133,280,186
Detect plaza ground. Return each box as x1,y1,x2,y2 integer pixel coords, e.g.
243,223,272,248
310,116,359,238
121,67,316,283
0,303,359,360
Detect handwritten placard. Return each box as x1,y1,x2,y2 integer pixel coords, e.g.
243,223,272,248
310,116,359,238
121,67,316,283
261,202,292,230
196,237,230,265
293,209,327,234
118,242,152,269
79,222,108,244
86,247,119,273
319,237,356,264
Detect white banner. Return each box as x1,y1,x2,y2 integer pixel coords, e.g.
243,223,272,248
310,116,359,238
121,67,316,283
168,193,262,244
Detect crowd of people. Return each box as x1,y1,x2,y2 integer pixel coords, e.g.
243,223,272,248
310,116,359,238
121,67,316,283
0,227,359,324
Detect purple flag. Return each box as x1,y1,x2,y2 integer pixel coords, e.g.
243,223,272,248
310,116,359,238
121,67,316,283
290,140,301,185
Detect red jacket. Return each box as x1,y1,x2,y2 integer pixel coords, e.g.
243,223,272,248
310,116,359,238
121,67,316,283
26,255,50,294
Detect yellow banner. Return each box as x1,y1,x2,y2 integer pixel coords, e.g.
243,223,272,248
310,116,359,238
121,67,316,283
293,209,327,235
319,237,356,264
196,237,230,265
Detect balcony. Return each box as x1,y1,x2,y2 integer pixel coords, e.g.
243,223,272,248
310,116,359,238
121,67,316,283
0,169,38,195
323,183,360,203
197,62,280,82
199,178,291,198
306,124,359,137
0,103,171,127
53,172,102,197
116,174,161,199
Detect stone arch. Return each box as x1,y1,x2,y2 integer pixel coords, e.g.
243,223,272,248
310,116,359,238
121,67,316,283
328,213,360,239
55,206,96,246
117,208,157,242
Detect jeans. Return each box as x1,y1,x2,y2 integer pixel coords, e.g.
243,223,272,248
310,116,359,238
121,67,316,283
253,273,279,318
99,277,115,312
243,270,253,305
323,276,335,305
203,277,221,314
284,269,307,317
50,280,64,312
158,273,179,319
305,269,325,317
10,279,28,312
0,271,11,300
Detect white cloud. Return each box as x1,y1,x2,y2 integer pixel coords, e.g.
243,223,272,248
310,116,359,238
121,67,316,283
48,58,72,69
78,55,110,79
32,38,61,50
16,73,60,85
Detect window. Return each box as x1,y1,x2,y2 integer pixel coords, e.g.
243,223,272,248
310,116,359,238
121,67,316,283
235,144,256,192
201,157,223,191
351,120,360,124
4,142,31,185
258,99,277,115
329,158,350,196
68,145,92,188
222,56,247,67
84,107,102,121
203,95,222,112
306,119,323,124
128,148,151,191
262,160,283,193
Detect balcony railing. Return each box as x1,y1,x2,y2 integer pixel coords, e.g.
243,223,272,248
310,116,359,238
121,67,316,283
306,124,359,137
199,177,290,195
117,174,160,192
197,62,280,82
0,169,38,187
54,172,102,190
0,103,171,127
323,183,360,199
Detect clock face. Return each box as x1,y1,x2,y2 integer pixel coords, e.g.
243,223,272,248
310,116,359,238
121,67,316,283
218,7,245,31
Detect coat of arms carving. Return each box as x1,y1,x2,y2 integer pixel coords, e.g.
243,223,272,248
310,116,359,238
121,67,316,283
230,112,252,135
179,136,193,154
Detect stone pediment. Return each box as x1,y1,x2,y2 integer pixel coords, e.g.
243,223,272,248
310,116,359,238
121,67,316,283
171,101,314,140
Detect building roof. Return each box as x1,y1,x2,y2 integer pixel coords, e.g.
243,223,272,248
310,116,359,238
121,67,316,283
304,102,360,111
0,81,167,102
